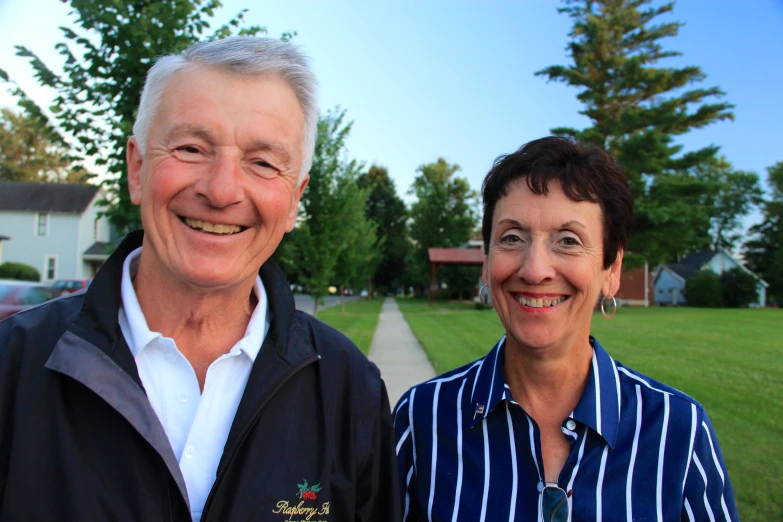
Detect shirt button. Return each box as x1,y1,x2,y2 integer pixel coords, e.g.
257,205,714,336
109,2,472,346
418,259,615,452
176,392,188,403
183,445,196,459
566,419,577,431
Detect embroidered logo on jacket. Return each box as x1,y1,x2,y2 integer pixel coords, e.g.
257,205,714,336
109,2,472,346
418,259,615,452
272,479,329,521
297,479,322,501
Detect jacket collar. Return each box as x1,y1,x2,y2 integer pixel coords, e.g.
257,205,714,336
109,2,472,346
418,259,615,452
467,336,620,450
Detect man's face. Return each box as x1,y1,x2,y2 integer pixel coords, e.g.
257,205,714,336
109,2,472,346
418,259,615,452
127,64,308,290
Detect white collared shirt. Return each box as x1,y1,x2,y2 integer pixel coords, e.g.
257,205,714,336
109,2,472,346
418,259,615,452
118,247,269,522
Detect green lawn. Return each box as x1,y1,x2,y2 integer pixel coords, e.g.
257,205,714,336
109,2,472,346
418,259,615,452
397,300,783,522
318,298,384,354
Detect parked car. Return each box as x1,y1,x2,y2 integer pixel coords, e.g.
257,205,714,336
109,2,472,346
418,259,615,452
0,281,59,321
52,278,92,296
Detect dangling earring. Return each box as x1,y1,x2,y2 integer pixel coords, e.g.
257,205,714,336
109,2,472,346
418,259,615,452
601,294,617,319
479,284,493,308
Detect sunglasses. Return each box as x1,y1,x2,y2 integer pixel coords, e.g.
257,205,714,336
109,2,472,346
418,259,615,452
540,483,571,522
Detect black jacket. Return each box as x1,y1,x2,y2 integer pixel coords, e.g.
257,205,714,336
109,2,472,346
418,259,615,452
0,231,400,522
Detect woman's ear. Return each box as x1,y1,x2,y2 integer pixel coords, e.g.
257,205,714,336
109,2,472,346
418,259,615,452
602,248,624,297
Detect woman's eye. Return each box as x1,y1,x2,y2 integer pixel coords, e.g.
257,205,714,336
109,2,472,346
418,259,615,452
560,236,580,246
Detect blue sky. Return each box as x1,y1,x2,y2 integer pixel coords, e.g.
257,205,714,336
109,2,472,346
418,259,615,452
1,0,781,231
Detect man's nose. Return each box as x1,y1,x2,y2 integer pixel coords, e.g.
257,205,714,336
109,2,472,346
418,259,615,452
516,242,556,284
196,153,244,208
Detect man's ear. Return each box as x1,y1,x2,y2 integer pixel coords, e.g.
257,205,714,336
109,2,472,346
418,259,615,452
602,247,624,297
286,175,309,232
127,136,144,206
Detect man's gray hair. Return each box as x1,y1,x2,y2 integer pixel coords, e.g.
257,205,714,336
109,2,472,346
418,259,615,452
132,36,319,184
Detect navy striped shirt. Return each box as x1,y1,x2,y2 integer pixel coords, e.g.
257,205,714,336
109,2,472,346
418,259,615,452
394,337,739,521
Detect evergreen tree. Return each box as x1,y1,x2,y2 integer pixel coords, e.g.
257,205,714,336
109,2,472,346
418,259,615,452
537,0,734,264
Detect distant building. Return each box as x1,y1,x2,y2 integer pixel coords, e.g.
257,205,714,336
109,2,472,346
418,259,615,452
0,181,113,281
653,249,768,307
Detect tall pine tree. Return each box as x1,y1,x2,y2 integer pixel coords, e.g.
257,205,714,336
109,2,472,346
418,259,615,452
537,0,734,264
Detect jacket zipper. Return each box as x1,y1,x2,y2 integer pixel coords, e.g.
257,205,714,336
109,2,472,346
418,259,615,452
199,354,321,521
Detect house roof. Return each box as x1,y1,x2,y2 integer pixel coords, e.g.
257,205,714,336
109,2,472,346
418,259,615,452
428,248,485,265
680,250,717,267
83,241,113,258
666,263,701,281
0,181,100,213
0,235,9,241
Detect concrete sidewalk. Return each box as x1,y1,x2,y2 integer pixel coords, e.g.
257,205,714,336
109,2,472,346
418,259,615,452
368,298,436,407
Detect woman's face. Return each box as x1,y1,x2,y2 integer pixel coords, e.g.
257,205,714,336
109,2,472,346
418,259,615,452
483,179,622,354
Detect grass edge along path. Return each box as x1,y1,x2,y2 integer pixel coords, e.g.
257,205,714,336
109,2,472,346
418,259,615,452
397,300,782,522
318,298,384,355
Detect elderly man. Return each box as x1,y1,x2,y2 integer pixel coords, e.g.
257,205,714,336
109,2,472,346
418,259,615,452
0,37,399,522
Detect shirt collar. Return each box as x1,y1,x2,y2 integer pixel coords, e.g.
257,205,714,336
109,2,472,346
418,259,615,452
570,337,621,449
467,335,620,449
468,336,507,428
118,246,269,362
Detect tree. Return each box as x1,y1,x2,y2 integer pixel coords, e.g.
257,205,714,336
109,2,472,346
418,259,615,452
719,268,758,308
692,157,763,251
357,165,409,295
537,0,734,265
684,270,721,307
297,109,366,317
408,158,478,291
0,107,86,183
744,161,783,305
332,174,381,313
0,0,267,232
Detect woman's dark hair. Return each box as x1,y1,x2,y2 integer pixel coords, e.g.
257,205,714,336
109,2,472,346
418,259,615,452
481,136,634,269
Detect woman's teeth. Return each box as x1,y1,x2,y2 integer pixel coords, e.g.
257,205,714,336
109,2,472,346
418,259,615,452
184,218,242,235
516,295,567,308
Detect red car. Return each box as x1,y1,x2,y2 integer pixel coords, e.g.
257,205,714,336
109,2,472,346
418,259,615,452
52,278,92,296
0,281,59,322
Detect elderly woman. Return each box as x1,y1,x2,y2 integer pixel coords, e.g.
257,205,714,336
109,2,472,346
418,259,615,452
394,137,738,521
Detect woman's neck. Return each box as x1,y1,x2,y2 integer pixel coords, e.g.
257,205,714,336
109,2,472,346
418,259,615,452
503,336,594,423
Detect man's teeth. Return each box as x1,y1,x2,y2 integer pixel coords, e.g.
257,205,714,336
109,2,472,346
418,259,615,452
184,218,242,235
516,295,567,308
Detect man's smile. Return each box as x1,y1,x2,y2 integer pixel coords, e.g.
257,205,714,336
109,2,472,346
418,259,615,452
180,216,246,235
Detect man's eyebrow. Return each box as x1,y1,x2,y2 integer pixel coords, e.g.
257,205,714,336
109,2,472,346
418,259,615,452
165,123,214,143
246,140,293,164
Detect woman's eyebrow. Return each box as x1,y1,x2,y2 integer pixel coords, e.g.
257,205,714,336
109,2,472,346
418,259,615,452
560,220,587,230
496,218,525,229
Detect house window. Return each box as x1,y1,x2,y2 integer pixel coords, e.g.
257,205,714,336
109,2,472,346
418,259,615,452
36,212,48,236
44,255,57,281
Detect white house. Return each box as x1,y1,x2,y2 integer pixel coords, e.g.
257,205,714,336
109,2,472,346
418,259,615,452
0,181,113,281
653,249,769,307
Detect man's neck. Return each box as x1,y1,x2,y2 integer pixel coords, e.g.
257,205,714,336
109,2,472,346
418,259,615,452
133,254,259,389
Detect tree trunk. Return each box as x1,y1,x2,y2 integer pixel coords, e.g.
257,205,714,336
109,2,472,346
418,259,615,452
340,285,345,315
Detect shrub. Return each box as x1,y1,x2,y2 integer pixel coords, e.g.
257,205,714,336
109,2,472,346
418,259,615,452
0,262,40,281
685,270,721,307
719,267,759,308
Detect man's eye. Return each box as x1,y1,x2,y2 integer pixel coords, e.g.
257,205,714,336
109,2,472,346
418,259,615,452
500,234,521,244
177,146,201,154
